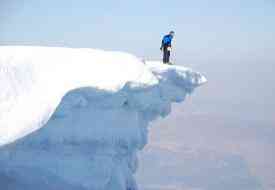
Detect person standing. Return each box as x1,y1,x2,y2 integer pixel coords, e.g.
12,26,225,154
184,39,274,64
160,31,175,64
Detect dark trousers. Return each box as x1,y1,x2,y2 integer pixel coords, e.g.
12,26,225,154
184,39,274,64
163,47,170,64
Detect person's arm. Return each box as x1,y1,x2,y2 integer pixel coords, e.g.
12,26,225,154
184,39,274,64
168,36,172,47
165,36,172,51
160,39,164,50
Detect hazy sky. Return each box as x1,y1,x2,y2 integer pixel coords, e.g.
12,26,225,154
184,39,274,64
1,0,275,60
1,0,275,189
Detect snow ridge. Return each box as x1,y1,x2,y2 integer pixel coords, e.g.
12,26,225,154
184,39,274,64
0,46,206,190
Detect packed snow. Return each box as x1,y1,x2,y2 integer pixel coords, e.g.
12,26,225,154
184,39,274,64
0,46,206,190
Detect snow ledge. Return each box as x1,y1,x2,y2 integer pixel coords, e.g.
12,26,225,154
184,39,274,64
0,46,206,190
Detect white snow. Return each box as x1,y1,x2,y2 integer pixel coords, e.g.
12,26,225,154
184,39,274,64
0,46,206,190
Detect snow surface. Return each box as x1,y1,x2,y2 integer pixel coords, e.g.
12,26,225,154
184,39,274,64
0,46,206,190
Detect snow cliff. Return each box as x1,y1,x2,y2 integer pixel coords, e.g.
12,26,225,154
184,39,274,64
0,46,206,190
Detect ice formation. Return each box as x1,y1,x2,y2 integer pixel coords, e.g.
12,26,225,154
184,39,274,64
0,46,206,190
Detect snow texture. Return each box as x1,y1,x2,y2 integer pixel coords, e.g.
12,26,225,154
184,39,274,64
0,46,206,190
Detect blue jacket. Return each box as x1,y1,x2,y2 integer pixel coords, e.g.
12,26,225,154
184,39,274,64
161,34,173,48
